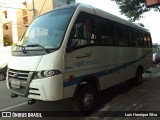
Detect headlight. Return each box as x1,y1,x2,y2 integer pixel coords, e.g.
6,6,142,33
34,70,61,79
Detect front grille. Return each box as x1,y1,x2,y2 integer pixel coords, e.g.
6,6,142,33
8,69,34,97
8,69,30,81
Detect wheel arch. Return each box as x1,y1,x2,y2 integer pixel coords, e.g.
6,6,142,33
74,75,100,97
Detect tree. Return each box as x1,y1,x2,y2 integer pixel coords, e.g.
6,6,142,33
111,0,160,21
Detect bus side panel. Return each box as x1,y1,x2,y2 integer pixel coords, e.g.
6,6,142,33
93,48,150,91
101,47,152,91
143,48,152,71
64,46,112,98
63,45,152,98
62,5,97,98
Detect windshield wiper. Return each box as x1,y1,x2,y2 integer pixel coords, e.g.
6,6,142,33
25,44,49,53
15,44,27,53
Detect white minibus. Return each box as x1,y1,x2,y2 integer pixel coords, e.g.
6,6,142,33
6,3,152,113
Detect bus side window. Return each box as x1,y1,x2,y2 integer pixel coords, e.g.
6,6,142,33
135,31,140,47
130,29,136,47
139,32,145,47
67,13,96,51
97,19,115,46
124,28,130,47
144,33,148,48
147,33,152,48
116,25,130,47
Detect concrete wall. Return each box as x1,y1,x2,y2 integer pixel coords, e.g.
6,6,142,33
1,0,74,44
27,0,54,23
17,0,54,41
2,8,16,43
0,1,3,44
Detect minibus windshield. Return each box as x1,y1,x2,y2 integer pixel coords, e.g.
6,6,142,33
13,8,75,52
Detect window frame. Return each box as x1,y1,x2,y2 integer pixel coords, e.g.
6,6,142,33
67,12,97,52
96,17,116,46
66,12,152,53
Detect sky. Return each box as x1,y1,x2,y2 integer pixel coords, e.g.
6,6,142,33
76,0,160,44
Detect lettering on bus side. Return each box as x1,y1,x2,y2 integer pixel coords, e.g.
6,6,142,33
76,60,98,68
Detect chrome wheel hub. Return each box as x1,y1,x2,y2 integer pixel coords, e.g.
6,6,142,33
83,93,94,107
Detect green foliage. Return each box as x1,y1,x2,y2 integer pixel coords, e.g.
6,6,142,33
111,0,155,21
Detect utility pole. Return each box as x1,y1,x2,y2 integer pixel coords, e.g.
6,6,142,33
32,0,36,19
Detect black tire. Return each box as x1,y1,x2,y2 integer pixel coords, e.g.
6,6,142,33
135,69,142,84
127,69,142,86
72,84,98,114
0,72,5,81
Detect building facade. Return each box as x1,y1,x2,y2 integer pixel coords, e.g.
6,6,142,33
0,0,74,46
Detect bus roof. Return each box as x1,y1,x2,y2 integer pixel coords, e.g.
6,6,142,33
76,3,149,32
39,3,149,33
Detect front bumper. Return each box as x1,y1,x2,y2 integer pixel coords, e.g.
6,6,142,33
28,75,63,101
7,69,63,101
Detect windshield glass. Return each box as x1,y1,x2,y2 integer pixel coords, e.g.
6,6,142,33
13,8,75,52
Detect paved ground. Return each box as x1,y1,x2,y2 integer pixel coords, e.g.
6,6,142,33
86,66,160,120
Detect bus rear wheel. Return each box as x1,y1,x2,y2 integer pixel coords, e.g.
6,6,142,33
128,68,142,86
72,84,97,114
135,69,142,84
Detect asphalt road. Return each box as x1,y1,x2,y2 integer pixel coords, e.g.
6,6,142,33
0,81,28,111
0,66,160,120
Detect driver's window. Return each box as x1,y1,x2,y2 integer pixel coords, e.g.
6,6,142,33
67,13,96,51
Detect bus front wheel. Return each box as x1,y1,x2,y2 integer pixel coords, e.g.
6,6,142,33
72,84,97,114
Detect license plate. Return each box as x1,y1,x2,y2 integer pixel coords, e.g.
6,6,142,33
11,79,20,89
